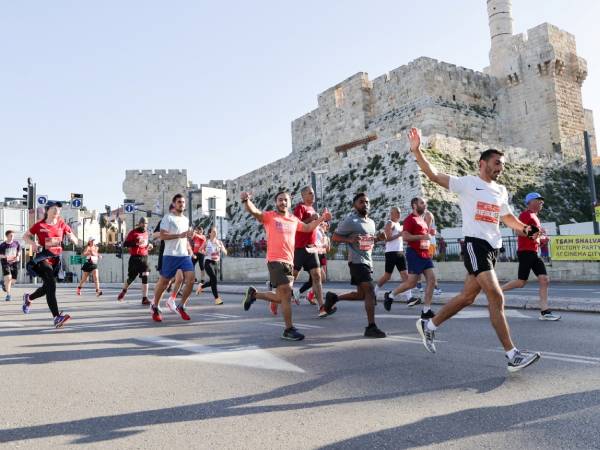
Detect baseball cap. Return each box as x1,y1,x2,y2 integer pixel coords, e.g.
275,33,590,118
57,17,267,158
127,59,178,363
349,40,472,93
45,201,63,209
524,192,544,204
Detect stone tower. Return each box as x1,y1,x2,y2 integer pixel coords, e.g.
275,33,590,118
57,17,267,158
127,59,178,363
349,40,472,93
487,0,591,159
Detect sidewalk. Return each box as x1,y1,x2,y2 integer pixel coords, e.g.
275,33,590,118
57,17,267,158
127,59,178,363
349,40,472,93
14,280,600,314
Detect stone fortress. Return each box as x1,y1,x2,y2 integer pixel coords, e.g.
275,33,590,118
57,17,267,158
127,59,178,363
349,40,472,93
124,1,598,240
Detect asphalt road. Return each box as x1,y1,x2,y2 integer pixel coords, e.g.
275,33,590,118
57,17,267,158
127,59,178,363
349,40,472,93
0,285,598,449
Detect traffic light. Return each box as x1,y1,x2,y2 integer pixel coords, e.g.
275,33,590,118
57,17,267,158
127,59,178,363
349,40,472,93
22,178,34,209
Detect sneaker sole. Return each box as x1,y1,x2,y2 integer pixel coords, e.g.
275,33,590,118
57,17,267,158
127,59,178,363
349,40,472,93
539,316,560,321
364,333,387,338
281,335,304,341
242,287,255,311
508,353,541,372
55,316,71,329
408,300,422,307
416,319,436,353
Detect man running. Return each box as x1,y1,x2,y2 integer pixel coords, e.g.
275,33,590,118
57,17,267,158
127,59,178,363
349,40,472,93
406,127,541,372
291,186,328,316
241,190,331,341
117,216,153,305
77,238,103,297
323,192,387,338
374,207,412,304
415,209,442,296
383,197,437,320
501,192,560,321
0,230,21,302
22,201,78,327
151,194,196,322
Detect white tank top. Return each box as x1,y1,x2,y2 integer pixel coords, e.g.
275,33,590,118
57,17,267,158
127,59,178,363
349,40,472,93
385,221,404,252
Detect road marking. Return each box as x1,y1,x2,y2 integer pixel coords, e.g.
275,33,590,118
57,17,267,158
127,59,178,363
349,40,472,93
0,321,25,328
487,349,599,365
196,313,241,319
387,335,448,344
378,310,531,320
262,322,323,330
136,336,305,373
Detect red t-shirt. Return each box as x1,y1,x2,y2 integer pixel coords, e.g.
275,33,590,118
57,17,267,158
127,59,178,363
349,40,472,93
403,213,430,259
125,229,150,256
29,219,72,263
518,210,541,252
262,210,301,264
192,235,206,254
293,203,317,248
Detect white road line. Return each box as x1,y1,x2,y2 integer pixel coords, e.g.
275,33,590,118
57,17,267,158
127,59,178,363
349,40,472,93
136,336,305,373
0,321,25,328
262,322,323,330
538,351,600,362
196,313,241,319
487,349,599,365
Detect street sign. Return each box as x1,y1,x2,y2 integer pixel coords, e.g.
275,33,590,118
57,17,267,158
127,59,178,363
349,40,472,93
124,199,136,214
36,195,48,206
69,255,87,265
71,193,83,209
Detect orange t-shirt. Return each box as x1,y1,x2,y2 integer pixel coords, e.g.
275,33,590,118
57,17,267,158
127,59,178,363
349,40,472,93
262,210,301,264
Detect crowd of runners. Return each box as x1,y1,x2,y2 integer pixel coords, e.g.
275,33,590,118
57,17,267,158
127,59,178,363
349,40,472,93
6,127,561,372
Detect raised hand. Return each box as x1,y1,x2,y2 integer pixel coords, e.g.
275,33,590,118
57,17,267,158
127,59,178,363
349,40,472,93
321,208,332,221
408,127,421,153
240,191,252,202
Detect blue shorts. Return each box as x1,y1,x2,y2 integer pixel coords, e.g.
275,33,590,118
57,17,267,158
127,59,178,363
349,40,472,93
406,248,434,275
160,255,194,279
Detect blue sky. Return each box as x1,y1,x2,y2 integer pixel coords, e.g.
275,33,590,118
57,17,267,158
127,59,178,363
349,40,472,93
1,0,599,212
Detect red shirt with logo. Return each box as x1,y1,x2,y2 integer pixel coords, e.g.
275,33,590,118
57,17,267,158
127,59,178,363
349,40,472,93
125,229,150,256
518,210,541,253
403,213,430,259
192,234,206,254
293,203,317,248
29,219,72,264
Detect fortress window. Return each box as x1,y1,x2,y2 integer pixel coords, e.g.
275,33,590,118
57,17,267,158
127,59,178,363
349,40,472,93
335,87,344,108
452,94,456,101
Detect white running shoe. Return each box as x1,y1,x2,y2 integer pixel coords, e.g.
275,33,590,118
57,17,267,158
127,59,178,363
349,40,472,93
166,296,178,313
434,288,443,296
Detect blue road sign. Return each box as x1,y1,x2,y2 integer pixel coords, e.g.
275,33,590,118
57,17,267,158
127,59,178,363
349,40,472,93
36,195,48,206
71,198,82,208
124,203,136,214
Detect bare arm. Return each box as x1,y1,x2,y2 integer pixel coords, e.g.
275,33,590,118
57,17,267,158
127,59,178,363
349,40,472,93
407,127,450,189
66,232,78,246
219,240,228,256
384,221,402,242
332,232,358,244
23,231,39,251
299,210,332,233
502,214,538,238
240,192,263,223
402,230,430,242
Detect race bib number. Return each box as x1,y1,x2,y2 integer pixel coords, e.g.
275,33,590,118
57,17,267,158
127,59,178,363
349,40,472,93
420,239,430,250
358,235,374,251
211,251,220,262
44,237,62,255
474,201,500,224
90,255,99,264
137,238,148,247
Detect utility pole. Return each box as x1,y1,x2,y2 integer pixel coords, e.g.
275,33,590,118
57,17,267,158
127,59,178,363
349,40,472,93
584,131,599,234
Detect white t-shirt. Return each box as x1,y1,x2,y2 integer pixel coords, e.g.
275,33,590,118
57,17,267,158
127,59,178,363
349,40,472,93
385,221,404,252
448,175,512,249
160,214,190,257
205,239,222,262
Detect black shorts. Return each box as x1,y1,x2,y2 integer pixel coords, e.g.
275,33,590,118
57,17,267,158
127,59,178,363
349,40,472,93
193,253,205,270
81,262,98,273
349,263,373,286
267,261,294,287
384,251,407,274
128,255,149,279
319,254,327,267
293,247,320,272
463,237,498,276
517,251,547,280
2,263,18,280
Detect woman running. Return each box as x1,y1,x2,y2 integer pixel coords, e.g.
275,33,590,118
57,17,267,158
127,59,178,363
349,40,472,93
196,226,227,305
77,238,103,297
22,201,79,328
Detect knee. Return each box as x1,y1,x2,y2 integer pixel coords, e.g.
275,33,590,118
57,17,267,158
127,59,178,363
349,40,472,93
311,270,321,282
516,279,527,288
539,275,550,287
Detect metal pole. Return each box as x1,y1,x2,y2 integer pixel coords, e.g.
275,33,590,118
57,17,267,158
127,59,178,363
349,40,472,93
311,171,318,210
82,218,85,246
188,191,193,227
219,216,223,281
119,208,125,283
584,131,599,234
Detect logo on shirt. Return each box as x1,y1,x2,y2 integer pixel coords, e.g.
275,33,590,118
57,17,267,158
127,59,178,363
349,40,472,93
474,201,500,224
275,220,293,233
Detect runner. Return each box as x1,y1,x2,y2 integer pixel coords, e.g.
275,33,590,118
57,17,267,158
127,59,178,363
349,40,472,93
501,192,560,321
406,127,541,372
191,226,207,284
240,190,332,341
151,194,196,322
383,198,438,320
323,192,387,338
196,226,226,305
76,238,103,297
373,207,412,304
117,216,153,305
22,201,78,328
306,221,331,304
415,210,442,296
291,186,328,316
0,230,21,302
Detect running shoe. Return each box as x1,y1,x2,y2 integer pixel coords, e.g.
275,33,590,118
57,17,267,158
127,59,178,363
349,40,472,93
421,309,436,320
318,305,328,318
176,304,191,321
539,310,561,321
416,319,436,353
269,302,278,316
434,288,443,296
22,293,31,314
76,287,81,296
243,286,256,311
196,285,204,295
324,291,338,314
281,327,305,341
54,313,71,328
96,290,103,297
141,297,151,306
364,324,386,338
292,288,300,305
383,292,393,311
5,295,11,302
407,297,422,307
306,290,316,305
166,296,178,313
117,290,126,301
214,297,224,305
507,350,541,372
151,305,163,322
